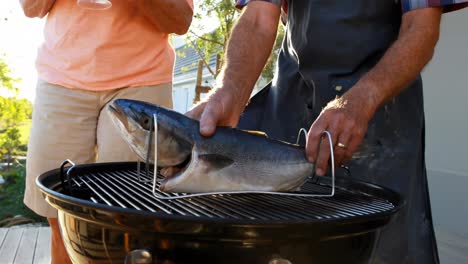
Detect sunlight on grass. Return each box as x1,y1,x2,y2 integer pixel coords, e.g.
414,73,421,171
18,120,31,145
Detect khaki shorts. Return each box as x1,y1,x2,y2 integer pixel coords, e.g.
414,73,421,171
24,80,173,217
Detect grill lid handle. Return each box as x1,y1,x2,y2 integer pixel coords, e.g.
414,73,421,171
60,159,76,194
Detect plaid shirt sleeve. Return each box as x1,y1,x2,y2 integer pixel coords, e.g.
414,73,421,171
402,0,468,13
236,0,282,9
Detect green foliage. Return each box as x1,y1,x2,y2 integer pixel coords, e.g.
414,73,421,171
0,165,46,223
261,24,285,82
0,98,32,167
183,0,240,77
0,58,31,130
18,120,32,145
0,97,32,128
0,127,21,170
185,1,285,84
0,59,32,169
1,128,21,152
0,41,39,226
0,58,20,95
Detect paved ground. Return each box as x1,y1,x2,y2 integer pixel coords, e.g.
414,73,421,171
436,227,468,264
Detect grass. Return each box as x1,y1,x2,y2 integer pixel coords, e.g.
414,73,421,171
18,120,32,146
0,119,42,226
0,164,47,225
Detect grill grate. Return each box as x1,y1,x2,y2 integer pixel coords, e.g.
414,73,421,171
61,166,396,222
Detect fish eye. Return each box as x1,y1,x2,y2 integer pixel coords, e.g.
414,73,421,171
140,116,151,129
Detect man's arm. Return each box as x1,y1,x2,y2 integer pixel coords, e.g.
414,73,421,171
136,0,194,35
306,7,443,176
19,0,56,18
187,1,281,135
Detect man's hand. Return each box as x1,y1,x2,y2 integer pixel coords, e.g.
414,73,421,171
306,87,376,176
186,86,246,136
186,1,281,136
305,7,442,176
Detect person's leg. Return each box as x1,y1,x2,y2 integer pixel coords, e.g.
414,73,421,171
96,83,173,162
24,80,100,264
48,218,73,264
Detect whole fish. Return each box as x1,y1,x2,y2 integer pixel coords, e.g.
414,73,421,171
108,99,315,193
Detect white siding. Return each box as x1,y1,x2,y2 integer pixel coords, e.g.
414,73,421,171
421,7,468,253
423,8,468,181
172,87,191,113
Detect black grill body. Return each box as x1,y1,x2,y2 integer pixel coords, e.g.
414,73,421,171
37,162,403,264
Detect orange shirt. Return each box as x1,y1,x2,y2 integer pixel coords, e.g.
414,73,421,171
37,0,192,91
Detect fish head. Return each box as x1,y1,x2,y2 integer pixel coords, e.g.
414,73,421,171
107,99,195,167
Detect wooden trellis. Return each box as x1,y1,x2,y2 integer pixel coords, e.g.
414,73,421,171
193,54,220,104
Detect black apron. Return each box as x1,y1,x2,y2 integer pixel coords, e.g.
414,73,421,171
238,0,439,263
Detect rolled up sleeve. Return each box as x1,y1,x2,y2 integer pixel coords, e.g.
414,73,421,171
402,0,468,13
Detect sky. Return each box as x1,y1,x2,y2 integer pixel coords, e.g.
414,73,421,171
0,2,44,102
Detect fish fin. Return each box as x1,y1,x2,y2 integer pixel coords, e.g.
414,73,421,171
198,154,234,171
245,130,269,138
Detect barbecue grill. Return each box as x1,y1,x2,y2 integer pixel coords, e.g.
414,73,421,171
37,161,403,264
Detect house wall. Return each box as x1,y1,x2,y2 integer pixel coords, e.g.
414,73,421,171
172,68,215,113
172,66,265,113
421,8,468,236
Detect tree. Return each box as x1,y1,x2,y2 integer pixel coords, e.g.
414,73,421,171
0,57,31,129
259,25,285,83
183,0,285,85
0,58,19,95
0,128,21,171
0,58,32,170
0,96,32,171
0,97,32,128
183,0,239,78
